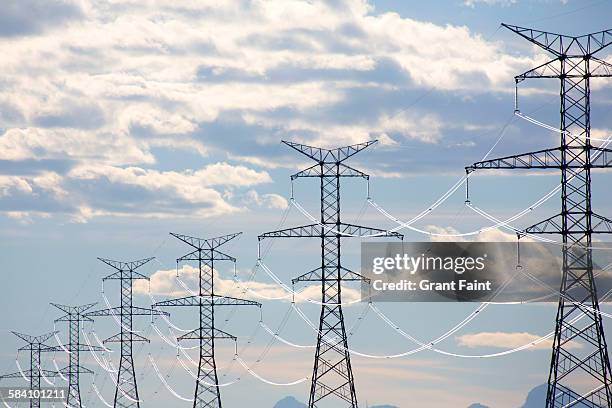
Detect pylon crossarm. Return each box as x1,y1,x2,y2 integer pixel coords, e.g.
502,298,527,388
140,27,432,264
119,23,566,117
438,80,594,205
177,327,237,342
212,295,261,307
0,371,30,379
55,314,94,323
97,257,154,272
591,147,612,167
40,370,63,378
340,267,370,282
72,344,105,352
11,331,37,344
590,57,612,77
177,248,235,262
51,302,97,316
41,346,65,353
18,345,53,352
282,139,377,163
502,23,612,56
525,214,564,234
211,249,236,262
293,267,323,284
12,331,56,345
517,58,563,80
517,56,612,82
338,222,403,239
130,306,169,316
153,296,200,307
171,231,241,250
292,164,322,179
259,224,323,239
176,248,203,262
528,212,612,235
85,306,121,317
103,270,148,281
593,213,612,233
59,366,94,375
294,266,369,283
338,163,369,179
103,332,149,344
469,147,566,170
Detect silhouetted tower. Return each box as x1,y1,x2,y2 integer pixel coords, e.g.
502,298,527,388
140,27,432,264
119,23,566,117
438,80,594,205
0,331,62,408
259,140,402,408
153,232,260,408
86,257,167,408
467,24,612,407
51,302,103,407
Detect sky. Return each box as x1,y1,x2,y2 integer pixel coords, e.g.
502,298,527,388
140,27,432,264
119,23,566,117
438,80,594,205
0,0,612,407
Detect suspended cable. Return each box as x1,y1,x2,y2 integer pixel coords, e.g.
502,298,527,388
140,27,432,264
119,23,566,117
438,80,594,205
235,356,308,386
148,355,193,402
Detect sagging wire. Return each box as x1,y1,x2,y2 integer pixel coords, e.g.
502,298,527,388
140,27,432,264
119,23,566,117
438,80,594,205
15,352,30,382
52,352,69,382
81,331,116,373
52,324,71,355
148,355,192,402
514,81,611,142
101,282,142,334
257,260,366,306
175,352,238,387
92,383,113,408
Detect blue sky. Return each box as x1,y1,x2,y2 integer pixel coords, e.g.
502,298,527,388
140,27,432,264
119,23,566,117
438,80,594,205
0,0,611,407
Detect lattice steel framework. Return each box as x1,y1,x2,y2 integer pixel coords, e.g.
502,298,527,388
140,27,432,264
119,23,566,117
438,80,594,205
467,24,612,408
85,257,167,408
0,331,62,408
153,232,260,408
51,302,103,408
259,140,402,408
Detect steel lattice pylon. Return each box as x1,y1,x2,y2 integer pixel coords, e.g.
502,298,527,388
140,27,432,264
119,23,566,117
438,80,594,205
153,232,260,408
259,140,402,408
51,302,103,408
0,331,62,408
467,24,612,408
85,257,167,408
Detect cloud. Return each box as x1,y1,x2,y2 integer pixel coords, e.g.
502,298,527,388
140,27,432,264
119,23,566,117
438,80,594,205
0,161,276,221
463,0,517,7
0,0,593,222
244,190,289,210
137,264,361,304
0,0,83,37
456,331,582,350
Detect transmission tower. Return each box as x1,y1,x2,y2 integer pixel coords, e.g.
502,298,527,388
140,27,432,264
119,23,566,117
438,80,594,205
153,232,260,408
259,140,402,408
467,24,612,407
0,331,62,408
85,257,167,408
51,302,104,408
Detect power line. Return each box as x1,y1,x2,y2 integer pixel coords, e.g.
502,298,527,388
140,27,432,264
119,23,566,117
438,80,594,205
153,232,260,408
85,257,167,408
258,140,403,408
467,23,612,408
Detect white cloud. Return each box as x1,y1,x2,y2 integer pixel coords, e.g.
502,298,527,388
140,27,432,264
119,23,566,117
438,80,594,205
456,331,581,350
463,0,517,7
0,0,569,221
245,190,289,210
0,127,155,165
137,264,361,304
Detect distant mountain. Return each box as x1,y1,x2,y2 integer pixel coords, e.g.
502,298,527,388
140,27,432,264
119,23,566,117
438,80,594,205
273,396,307,408
467,404,489,408
272,398,398,408
520,384,591,408
521,384,547,408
